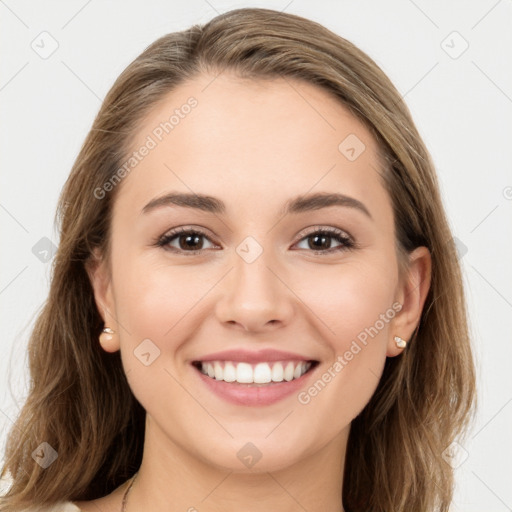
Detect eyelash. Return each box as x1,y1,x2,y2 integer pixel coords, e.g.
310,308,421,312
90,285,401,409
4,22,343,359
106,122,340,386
154,226,356,256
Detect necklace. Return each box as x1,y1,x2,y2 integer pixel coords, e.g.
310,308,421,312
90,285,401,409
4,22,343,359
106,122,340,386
121,471,138,512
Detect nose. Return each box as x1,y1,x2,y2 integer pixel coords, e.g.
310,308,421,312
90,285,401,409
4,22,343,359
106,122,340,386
214,247,295,333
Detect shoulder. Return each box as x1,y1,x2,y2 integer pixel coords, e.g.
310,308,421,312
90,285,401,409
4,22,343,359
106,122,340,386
1,475,83,511
20,503,82,512
53,503,82,512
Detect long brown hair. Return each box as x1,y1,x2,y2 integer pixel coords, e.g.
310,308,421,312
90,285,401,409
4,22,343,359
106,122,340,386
0,8,476,511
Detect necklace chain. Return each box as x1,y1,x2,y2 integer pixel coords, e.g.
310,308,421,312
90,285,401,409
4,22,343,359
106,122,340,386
121,471,138,512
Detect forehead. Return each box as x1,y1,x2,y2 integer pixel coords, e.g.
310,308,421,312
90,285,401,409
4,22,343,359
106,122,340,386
115,72,390,221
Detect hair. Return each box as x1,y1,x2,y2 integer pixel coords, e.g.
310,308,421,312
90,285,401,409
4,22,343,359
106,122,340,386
0,7,476,511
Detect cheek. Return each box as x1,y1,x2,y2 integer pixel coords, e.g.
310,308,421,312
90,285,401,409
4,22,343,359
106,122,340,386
330,269,396,349
113,256,209,342
111,256,209,411
294,260,397,415
293,256,397,346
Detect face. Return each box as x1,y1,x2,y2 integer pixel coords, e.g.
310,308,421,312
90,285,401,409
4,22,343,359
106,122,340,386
89,72,430,474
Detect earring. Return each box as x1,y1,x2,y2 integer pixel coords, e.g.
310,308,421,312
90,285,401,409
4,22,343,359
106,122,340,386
394,336,407,349
99,327,115,345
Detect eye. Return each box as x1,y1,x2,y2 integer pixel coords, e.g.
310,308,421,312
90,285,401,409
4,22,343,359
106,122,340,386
156,227,218,254
293,227,355,254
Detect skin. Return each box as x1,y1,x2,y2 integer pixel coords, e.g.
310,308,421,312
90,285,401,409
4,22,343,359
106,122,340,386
78,72,431,512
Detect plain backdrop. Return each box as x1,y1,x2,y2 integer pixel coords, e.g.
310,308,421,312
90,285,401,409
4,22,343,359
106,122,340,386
1,1,511,510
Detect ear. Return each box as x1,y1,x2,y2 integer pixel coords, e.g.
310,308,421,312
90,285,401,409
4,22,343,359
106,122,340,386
387,246,432,357
85,248,120,353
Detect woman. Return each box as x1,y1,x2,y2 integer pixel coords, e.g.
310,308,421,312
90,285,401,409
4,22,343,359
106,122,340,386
0,7,476,512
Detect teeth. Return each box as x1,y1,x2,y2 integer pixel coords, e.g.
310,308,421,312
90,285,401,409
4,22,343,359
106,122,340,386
271,361,284,382
253,362,272,383
214,361,223,380
284,361,295,381
198,360,312,384
223,362,236,382
236,362,253,383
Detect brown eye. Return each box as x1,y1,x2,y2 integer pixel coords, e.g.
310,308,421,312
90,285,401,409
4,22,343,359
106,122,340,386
294,228,354,254
157,228,217,253
176,232,204,250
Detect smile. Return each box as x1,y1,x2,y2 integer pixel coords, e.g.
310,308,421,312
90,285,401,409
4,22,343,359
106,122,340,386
193,359,318,385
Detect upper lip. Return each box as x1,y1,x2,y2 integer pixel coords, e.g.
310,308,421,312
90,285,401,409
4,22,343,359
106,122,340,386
192,349,317,364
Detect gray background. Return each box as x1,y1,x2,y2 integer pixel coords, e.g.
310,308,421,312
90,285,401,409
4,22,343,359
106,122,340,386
1,1,511,510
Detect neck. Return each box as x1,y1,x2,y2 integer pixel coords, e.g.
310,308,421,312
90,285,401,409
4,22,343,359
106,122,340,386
126,416,348,512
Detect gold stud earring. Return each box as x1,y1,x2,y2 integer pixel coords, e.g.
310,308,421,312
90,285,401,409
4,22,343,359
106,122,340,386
99,327,115,345
394,336,407,349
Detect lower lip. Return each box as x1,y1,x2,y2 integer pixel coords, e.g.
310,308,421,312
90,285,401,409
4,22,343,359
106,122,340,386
193,364,317,406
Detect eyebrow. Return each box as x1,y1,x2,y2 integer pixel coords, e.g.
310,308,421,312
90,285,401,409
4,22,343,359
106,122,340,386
141,191,372,220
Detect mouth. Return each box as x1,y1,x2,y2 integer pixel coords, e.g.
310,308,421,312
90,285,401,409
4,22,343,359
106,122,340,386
191,359,320,386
